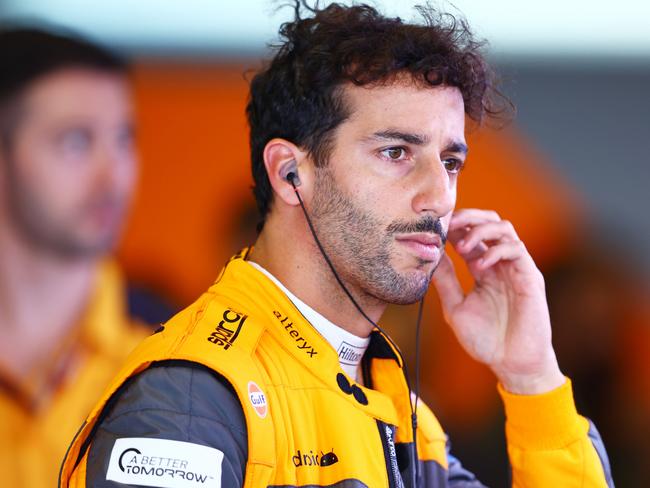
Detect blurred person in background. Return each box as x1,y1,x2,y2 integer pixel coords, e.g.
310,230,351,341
0,26,172,486
60,2,613,487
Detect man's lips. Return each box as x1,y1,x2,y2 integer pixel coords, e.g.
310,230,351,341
394,233,443,261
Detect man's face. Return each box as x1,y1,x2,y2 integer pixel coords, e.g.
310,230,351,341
1,68,136,259
310,81,466,305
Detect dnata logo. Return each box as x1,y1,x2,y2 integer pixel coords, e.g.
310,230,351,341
248,381,268,418
292,449,339,467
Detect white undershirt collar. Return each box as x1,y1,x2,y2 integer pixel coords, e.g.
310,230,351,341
248,261,369,381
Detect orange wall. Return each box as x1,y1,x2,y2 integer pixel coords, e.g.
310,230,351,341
119,64,256,303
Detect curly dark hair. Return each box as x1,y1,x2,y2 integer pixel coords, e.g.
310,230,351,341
247,1,510,230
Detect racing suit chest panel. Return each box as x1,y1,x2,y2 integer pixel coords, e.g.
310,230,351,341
251,331,399,487
223,261,450,486
60,255,449,487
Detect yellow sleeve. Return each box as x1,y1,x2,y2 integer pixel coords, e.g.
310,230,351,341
498,378,610,488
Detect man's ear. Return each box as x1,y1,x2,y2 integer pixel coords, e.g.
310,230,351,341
263,138,310,206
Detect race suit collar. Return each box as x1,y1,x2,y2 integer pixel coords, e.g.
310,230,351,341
209,249,412,429
247,261,370,382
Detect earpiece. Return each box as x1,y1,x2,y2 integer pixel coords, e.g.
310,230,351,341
286,171,300,186
280,160,301,187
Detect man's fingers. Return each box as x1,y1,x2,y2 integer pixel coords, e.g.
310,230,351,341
476,240,528,269
454,239,488,262
448,211,521,265
432,253,464,312
449,209,501,230
455,220,518,253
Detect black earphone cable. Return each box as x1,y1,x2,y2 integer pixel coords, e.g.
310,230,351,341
288,173,422,486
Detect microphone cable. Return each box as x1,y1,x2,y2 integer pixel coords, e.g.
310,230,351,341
288,174,424,486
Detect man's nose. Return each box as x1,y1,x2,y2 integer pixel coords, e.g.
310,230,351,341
411,157,455,217
94,138,137,191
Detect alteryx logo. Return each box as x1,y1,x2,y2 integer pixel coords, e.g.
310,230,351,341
273,310,318,358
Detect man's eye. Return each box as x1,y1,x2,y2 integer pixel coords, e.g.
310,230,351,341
444,158,464,174
117,125,135,151
380,147,407,160
60,129,92,154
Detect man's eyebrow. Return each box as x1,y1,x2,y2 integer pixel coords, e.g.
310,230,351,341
445,141,469,155
368,130,430,145
367,131,468,155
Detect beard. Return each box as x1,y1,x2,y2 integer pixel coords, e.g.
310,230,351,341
4,160,126,260
309,166,446,305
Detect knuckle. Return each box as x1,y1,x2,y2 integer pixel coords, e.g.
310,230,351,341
467,227,482,240
533,269,545,288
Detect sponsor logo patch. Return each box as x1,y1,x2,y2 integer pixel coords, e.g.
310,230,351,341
248,381,268,418
292,448,339,467
337,341,364,365
207,308,247,350
106,438,223,487
384,425,404,488
273,310,318,358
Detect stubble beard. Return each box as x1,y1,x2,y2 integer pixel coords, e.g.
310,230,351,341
309,166,439,306
4,163,121,260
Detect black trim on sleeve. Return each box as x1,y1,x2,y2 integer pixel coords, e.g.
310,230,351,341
79,360,248,487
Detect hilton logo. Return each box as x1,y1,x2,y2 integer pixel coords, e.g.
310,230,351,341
337,341,364,365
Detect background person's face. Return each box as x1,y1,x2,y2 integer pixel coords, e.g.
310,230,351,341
2,68,137,259
309,81,466,305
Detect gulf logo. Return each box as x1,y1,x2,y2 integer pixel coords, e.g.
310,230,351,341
248,381,268,418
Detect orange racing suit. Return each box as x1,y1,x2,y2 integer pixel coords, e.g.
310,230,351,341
59,250,613,487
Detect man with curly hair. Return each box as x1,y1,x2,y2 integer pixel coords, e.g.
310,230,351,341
60,2,613,487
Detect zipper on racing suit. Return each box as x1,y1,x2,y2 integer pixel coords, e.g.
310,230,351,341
377,420,406,488
363,339,412,488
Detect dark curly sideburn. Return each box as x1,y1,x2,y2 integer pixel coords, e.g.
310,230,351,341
247,1,510,230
